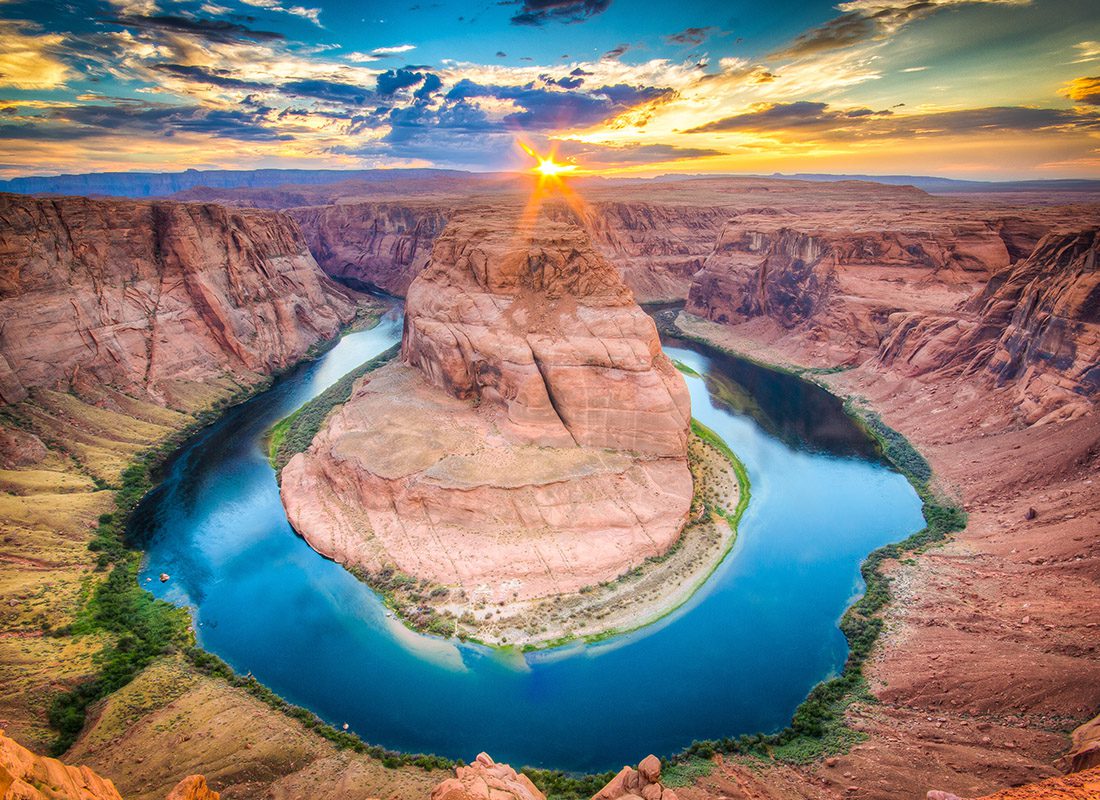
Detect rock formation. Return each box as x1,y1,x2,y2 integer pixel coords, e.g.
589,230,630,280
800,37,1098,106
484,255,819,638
0,729,123,800
0,729,220,800
280,206,691,606
0,194,355,408
592,755,680,800
164,775,220,800
685,219,1018,357
431,753,545,800
878,228,1099,423
288,202,450,296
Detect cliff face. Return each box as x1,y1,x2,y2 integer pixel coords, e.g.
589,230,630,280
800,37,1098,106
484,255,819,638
402,206,690,454
0,194,355,408
281,206,692,608
879,228,1100,423
287,202,450,296
549,202,730,302
685,219,1017,358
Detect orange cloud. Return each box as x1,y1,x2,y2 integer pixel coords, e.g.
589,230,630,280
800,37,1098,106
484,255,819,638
0,21,73,89
1063,76,1100,106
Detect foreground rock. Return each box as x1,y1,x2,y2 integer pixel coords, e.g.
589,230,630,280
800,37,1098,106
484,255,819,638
281,206,691,612
0,729,123,800
593,754,679,800
0,193,355,407
431,753,545,800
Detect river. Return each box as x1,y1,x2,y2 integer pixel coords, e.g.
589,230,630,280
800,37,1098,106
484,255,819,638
133,302,924,772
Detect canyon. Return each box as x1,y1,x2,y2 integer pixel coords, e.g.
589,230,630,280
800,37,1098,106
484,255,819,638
0,174,1096,799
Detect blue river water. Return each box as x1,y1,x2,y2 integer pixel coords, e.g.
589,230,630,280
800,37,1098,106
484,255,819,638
133,304,924,772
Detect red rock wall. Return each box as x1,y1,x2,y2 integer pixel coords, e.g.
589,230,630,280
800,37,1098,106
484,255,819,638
0,194,355,407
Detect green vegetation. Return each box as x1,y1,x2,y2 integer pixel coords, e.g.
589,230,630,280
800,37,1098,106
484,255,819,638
269,343,400,470
690,419,751,528
660,755,715,786
521,767,618,800
47,449,192,754
673,359,701,377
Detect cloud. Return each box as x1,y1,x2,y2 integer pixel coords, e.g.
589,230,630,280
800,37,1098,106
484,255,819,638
1072,42,1100,64
1063,76,1100,106
772,0,1029,59
509,0,611,27
0,99,289,142
280,78,374,104
239,0,323,26
0,20,73,90
666,26,716,46
686,101,1097,139
376,68,427,95
554,139,725,166
152,63,271,91
602,43,629,59
444,79,672,129
103,14,285,44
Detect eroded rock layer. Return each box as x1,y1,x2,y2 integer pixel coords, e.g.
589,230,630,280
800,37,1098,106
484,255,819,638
281,206,692,604
878,228,1100,423
0,194,355,407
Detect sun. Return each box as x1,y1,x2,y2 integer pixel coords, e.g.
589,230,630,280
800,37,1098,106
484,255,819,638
518,141,577,182
534,156,576,178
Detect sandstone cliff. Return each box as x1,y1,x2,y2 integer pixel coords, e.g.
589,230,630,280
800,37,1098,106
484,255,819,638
0,194,355,408
685,218,1020,359
288,202,450,296
878,228,1099,423
0,730,218,800
281,206,692,610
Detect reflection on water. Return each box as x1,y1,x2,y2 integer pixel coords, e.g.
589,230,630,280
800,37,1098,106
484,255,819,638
134,301,924,772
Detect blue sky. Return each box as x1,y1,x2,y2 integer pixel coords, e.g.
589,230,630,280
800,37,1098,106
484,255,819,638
0,0,1098,178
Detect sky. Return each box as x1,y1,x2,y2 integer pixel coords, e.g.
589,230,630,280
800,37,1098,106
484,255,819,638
0,0,1098,179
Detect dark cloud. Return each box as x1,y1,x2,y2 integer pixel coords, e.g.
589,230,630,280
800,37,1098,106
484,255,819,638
603,43,629,59
554,140,725,165
666,26,716,46
686,102,1100,138
103,14,285,43
772,12,874,58
152,64,271,91
281,79,374,104
541,73,585,89
445,79,671,129
376,68,426,95
509,0,611,26
496,50,507,57
414,72,443,100
570,67,593,76
0,101,288,141
770,1,992,60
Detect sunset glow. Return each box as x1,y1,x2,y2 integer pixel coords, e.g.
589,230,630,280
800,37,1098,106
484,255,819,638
0,1,1098,179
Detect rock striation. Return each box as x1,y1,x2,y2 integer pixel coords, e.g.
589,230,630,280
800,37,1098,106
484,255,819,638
431,753,546,800
288,202,450,296
878,228,1100,423
0,194,355,408
280,206,692,606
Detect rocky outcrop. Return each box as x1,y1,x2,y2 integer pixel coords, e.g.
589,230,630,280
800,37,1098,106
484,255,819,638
0,729,123,800
592,755,679,800
402,207,690,454
431,754,545,800
288,202,450,295
879,229,1099,423
164,775,219,800
281,206,692,607
0,194,355,408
